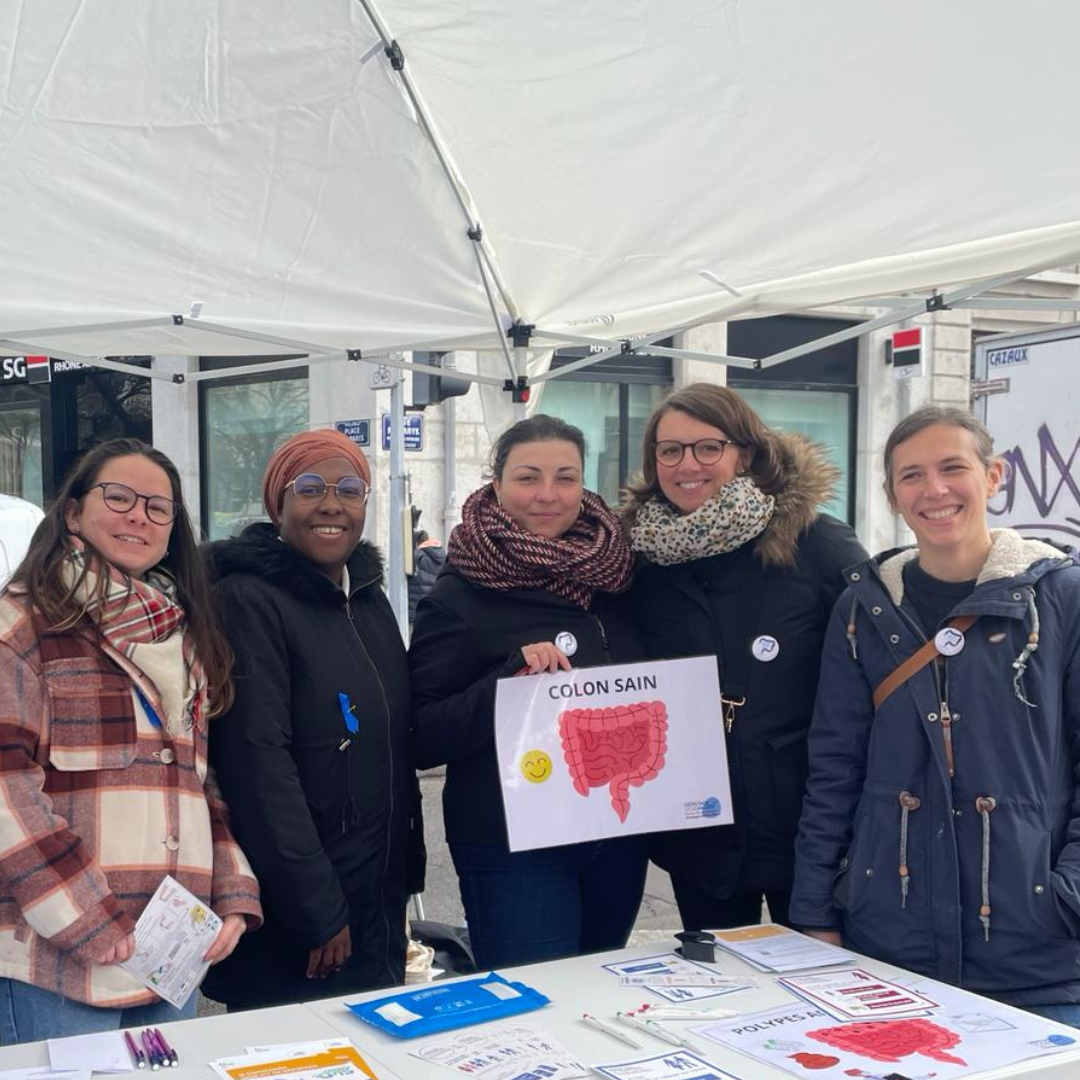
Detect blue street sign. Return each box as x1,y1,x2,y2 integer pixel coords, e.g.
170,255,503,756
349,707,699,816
381,413,423,452
335,419,371,448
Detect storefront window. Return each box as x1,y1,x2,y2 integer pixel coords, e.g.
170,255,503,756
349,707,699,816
736,388,852,522
0,405,43,506
202,376,309,540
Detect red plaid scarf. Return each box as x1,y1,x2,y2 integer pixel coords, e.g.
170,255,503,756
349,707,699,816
447,484,633,609
65,551,208,733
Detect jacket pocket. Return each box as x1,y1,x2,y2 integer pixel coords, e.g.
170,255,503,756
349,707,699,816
43,657,137,771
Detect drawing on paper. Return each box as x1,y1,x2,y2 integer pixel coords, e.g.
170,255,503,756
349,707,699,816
948,1012,1016,1034
789,1051,840,1069
808,1019,966,1066
559,701,668,822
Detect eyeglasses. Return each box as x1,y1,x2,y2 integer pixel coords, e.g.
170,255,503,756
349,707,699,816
287,473,370,504
92,482,178,525
653,438,741,467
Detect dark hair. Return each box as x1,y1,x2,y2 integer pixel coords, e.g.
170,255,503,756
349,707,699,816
621,382,787,521
10,438,234,715
882,405,997,501
488,414,587,480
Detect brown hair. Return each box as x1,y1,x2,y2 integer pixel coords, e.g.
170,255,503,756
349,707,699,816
882,405,997,503
621,383,786,522
10,438,234,715
487,414,586,480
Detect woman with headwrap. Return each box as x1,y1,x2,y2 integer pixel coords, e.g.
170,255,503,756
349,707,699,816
201,429,419,1010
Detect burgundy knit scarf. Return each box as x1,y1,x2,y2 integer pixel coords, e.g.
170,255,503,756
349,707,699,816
447,484,633,609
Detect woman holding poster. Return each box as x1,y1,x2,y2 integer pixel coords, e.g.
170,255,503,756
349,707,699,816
623,384,865,932
409,415,647,969
792,406,1080,1025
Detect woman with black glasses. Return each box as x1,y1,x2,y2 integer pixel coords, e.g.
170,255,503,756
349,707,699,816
622,384,866,932
202,429,420,1010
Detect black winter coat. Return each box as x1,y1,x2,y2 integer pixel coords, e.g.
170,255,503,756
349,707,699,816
409,566,645,847
628,437,867,897
201,524,418,1008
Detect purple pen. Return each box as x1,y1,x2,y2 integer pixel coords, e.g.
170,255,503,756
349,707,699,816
124,1029,146,1069
154,1027,179,1067
141,1029,161,1070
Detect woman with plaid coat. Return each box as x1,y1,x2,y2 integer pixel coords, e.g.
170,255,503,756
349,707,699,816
0,439,261,1043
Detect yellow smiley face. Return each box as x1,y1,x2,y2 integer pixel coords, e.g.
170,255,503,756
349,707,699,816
520,750,553,784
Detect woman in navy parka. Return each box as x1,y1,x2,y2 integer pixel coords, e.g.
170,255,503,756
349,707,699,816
791,405,1080,1026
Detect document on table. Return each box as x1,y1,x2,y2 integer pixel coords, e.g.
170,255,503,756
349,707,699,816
211,1039,379,1079
592,1049,738,1080
603,953,756,1002
2,1070,90,1080
48,1029,131,1072
407,1022,587,1080
779,967,939,1021
120,874,221,1008
709,925,855,972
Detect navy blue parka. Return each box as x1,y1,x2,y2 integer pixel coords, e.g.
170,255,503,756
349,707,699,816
791,530,1080,1006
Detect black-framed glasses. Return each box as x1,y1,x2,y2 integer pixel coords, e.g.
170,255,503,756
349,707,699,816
653,438,741,467
287,473,370,504
92,482,178,525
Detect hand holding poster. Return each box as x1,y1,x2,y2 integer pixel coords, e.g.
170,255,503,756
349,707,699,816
495,656,731,851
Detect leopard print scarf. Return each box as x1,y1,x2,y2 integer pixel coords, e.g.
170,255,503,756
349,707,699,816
629,476,775,566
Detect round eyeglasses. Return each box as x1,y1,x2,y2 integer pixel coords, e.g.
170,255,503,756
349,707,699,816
91,482,178,525
653,438,740,467
287,473,370,504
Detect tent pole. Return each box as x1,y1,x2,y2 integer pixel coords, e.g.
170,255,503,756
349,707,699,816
387,372,409,635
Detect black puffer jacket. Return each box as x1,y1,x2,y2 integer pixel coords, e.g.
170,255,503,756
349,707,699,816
628,436,868,897
201,524,418,1008
409,565,645,846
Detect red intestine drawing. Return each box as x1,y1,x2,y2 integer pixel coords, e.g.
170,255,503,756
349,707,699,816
808,1018,966,1066
559,701,667,822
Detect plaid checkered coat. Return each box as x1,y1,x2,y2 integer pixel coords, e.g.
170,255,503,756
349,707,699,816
0,591,262,1007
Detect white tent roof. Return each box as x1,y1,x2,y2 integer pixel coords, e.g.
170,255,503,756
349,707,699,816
2,0,1079,371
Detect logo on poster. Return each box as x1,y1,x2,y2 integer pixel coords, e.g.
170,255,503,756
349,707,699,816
684,796,723,820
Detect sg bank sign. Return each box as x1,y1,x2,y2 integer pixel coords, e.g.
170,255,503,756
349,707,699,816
1,355,65,384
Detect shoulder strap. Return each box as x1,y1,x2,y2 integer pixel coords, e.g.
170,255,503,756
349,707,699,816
872,614,978,710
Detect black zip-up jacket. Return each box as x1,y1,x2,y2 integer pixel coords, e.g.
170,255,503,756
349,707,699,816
409,565,645,847
201,524,417,1008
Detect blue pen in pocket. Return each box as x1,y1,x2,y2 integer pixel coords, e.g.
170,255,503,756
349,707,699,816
338,692,359,750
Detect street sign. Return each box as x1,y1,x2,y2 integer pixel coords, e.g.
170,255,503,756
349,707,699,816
381,413,423,452
335,419,371,448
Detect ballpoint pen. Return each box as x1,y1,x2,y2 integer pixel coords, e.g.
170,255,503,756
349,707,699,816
154,1028,179,1067
581,1012,644,1048
151,1029,172,1068
141,1029,161,1070
124,1029,146,1068
615,1011,683,1047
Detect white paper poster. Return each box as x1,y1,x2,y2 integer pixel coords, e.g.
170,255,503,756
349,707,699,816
495,657,731,851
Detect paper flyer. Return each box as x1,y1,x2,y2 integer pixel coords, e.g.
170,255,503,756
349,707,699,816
120,875,221,1008
592,1049,737,1080
709,924,855,973
603,953,755,1002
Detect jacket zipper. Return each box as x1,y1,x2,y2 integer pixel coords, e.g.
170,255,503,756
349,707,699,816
343,585,398,982
593,614,611,658
895,603,957,778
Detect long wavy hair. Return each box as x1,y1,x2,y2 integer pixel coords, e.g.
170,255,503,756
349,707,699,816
620,382,788,525
9,439,234,715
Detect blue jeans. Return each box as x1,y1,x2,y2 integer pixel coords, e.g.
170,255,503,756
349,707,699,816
1025,1002,1080,1030
0,978,197,1045
451,837,648,970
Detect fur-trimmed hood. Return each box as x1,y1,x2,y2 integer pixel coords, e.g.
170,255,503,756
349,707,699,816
205,521,385,605
752,432,840,569
875,529,1069,607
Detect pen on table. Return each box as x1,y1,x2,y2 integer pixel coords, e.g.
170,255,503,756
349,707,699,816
140,1029,160,1070
154,1027,179,1067
124,1029,146,1068
615,1011,683,1047
581,1011,644,1048
151,1029,172,1068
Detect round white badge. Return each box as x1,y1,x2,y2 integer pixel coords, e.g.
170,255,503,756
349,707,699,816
555,631,578,656
751,635,780,662
934,627,966,656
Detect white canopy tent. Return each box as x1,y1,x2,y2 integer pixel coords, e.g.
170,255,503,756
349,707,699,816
1,0,1080,390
